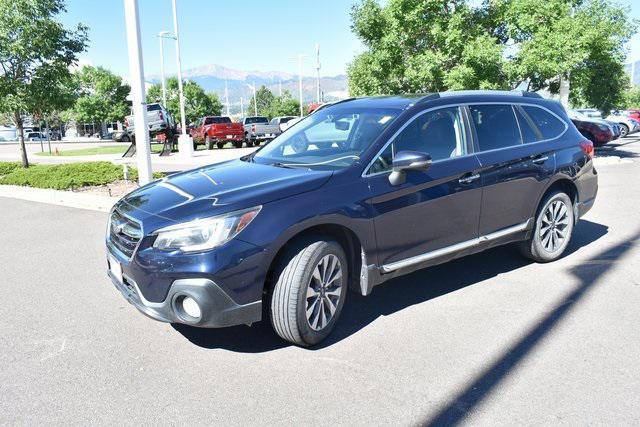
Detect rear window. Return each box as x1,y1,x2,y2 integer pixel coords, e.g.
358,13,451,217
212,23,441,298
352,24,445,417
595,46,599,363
204,117,231,125
245,117,268,124
521,106,566,140
469,104,522,151
147,104,161,111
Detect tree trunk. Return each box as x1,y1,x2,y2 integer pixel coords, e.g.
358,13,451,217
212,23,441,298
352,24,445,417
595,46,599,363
14,112,29,168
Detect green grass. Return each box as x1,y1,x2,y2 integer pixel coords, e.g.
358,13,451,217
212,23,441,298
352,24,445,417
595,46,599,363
0,161,163,190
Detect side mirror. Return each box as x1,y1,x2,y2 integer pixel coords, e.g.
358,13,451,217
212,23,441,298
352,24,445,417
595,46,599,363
389,151,432,186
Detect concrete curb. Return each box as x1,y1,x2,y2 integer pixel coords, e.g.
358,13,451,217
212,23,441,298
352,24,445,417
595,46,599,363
0,185,118,212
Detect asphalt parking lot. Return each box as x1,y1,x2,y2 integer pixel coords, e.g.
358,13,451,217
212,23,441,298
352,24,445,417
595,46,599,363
1,136,639,425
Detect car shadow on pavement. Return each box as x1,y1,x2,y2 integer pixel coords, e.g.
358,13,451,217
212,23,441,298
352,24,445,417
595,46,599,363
173,220,608,353
423,225,638,426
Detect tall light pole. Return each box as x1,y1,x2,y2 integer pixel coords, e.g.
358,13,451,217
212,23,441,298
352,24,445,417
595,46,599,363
171,0,193,157
123,0,152,185
315,43,321,103
224,79,230,116
247,83,257,116
240,97,244,117
291,54,307,117
157,31,175,107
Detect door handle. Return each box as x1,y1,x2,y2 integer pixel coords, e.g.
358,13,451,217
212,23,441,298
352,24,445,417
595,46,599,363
459,173,480,184
532,155,549,164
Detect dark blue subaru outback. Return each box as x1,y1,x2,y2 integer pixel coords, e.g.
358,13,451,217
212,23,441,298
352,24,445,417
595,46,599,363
106,91,598,346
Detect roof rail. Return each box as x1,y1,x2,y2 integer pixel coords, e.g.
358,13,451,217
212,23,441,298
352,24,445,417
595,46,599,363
438,90,543,98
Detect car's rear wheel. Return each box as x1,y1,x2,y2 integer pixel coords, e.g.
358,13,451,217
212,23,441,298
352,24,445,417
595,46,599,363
520,191,574,262
121,135,130,143
216,142,224,149
233,140,243,149
619,123,629,138
269,239,348,346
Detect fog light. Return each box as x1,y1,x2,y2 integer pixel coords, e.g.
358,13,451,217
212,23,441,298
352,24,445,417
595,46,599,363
181,296,201,319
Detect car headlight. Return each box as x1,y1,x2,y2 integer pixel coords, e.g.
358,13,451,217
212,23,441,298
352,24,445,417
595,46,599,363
152,206,261,252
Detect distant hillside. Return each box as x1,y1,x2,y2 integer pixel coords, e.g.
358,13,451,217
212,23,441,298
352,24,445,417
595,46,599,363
147,63,349,113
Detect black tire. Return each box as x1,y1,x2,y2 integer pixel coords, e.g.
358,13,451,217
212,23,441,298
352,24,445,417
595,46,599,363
121,135,130,143
619,123,629,138
246,140,254,147
205,135,213,150
217,142,225,149
269,239,348,346
520,191,574,262
234,140,243,149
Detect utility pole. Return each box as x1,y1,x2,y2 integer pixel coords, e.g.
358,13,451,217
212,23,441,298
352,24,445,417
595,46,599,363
247,83,257,116
240,97,244,117
224,79,230,116
123,0,152,185
171,0,193,157
315,43,321,103
291,54,307,117
279,78,282,97
158,31,176,107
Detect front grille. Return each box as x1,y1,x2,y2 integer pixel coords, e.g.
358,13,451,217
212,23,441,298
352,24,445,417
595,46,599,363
108,209,143,258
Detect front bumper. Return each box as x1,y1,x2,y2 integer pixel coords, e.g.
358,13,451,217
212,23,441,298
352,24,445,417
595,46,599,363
107,268,262,328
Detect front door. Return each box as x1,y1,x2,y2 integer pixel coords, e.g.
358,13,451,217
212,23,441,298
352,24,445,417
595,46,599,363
365,106,483,267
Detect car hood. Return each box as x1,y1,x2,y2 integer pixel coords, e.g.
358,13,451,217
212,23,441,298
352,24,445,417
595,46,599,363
117,159,332,227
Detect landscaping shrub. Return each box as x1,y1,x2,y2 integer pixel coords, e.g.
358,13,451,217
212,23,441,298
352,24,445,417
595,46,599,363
0,161,162,190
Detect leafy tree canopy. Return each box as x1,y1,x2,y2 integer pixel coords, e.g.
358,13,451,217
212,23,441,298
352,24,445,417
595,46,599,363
348,0,636,114
0,0,88,166
147,77,222,124
67,65,130,125
250,87,300,118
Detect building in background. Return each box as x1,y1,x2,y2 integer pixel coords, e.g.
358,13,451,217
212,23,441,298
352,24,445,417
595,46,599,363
624,61,640,86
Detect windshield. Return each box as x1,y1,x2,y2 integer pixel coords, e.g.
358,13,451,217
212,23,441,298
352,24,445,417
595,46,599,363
251,106,401,170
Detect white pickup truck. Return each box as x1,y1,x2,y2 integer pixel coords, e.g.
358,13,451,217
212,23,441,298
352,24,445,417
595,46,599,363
124,103,175,141
241,116,281,146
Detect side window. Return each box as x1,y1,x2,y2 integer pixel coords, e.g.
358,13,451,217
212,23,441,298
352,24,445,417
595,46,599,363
469,104,522,151
521,106,566,140
514,107,541,143
368,107,466,174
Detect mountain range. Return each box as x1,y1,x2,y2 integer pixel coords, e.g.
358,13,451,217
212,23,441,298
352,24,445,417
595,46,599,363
147,63,349,109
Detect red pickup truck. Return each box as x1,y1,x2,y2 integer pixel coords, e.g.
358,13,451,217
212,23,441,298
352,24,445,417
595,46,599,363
192,116,244,149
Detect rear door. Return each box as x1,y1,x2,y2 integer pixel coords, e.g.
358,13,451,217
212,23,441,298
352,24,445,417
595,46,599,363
469,103,560,236
366,106,483,267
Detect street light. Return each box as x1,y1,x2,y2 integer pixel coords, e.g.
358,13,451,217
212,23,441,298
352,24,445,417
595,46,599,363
290,54,307,117
123,0,152,185
315,43,321,103
171,0,193,157
157,31,175,108
246,83,257,116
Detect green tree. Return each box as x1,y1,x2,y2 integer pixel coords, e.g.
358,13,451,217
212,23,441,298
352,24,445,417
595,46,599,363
623,86,640,109
264,90,301,117
251,85,275,117
68,66,130,126
147,78,222,124
348,0,636,113
0,0,88,167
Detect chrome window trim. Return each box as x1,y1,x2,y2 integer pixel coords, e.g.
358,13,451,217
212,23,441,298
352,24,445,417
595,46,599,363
362,102,568,178
381,219,531,273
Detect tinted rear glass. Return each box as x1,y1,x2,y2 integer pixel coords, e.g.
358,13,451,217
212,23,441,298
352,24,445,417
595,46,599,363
205,117,231,125
245,117,268,124
514,107,541,143
147,104,161,111
521,106,566,140
469,104,522,151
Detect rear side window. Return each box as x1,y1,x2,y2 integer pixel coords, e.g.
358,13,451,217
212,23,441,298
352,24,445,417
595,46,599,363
147,104,161,111
469,104,522,151
245,117,268,124
521,106,566,140
514,107,541,143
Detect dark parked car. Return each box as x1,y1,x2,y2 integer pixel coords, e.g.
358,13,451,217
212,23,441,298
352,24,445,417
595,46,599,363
106,91,598,346
567,110,614,146
112,130,132,143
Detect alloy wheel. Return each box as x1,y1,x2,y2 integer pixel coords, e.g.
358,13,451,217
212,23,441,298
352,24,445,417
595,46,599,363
305,254,343,331
540,200,570,253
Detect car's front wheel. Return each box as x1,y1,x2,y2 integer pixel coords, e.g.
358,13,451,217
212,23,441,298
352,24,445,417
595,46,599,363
269,239,348,346
619,123,629,138
520,191,574,262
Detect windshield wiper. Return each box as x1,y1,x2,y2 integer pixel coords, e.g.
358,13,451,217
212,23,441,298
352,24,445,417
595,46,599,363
270,162,308,169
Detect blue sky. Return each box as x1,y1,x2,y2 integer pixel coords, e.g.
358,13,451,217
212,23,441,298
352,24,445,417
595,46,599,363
61,0,640,78
61,0,363,78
